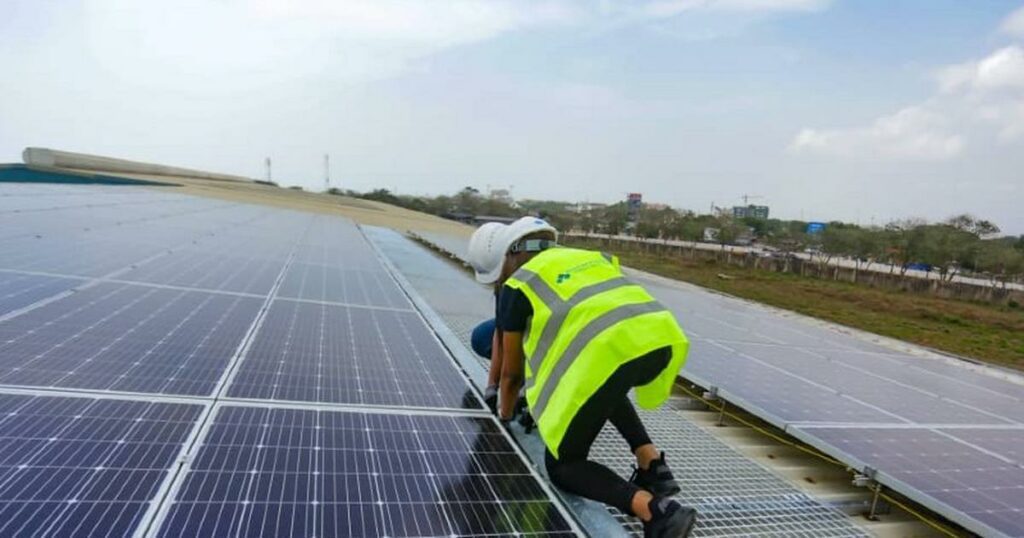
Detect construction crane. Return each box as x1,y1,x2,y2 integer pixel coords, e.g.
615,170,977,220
741,193,765,204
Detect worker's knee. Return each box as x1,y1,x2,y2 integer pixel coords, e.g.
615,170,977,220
544,453,579,492
545,457,570,490
470,319,495,359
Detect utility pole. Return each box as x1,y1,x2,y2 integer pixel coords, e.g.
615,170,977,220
324,154,330,192
265,157,272,182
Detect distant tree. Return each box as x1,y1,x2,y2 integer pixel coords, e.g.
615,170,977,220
359,188,401,205
946,214,1001,238
818,225,847,263
598,203,630,236
453,187,483,214
976,240,1024,288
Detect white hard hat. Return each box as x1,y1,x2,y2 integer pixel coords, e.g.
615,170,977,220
498,216,558,256
467,222,508,284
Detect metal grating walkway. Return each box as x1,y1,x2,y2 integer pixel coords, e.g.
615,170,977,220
367,226,870,537
597,408,868,537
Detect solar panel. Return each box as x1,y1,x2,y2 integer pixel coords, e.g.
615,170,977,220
227,300,481,410
939,427,1024,464
276,262,412,309
116,251,286,295
155,406,575,537
0,283,263,395
0,392,203,538
716,340,1010,425
801,427,1024,537
0,270,83,317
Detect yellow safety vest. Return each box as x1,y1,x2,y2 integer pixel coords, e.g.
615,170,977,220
504,247,689,458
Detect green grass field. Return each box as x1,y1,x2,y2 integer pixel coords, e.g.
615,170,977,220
566,238,1024,371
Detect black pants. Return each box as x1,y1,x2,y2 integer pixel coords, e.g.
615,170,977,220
544,347,670,515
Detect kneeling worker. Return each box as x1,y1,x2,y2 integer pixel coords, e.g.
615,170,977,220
468,217,698,538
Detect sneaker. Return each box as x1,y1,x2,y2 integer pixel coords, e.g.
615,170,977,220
630,452,681,497
643,497,697,538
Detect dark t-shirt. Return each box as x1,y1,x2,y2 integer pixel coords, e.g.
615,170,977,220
496,285,533,332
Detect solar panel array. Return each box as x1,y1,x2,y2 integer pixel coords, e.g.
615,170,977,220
0,182,577,537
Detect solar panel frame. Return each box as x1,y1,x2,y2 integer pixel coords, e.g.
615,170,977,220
0,390,205,538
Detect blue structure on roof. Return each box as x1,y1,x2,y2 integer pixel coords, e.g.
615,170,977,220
0,163,170,185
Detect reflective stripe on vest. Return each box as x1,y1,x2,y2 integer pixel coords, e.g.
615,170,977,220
529,299,666,420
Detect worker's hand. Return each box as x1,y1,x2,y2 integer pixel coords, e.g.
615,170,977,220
483,385,498,414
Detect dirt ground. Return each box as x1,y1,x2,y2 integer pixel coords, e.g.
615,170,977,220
69,168,475,238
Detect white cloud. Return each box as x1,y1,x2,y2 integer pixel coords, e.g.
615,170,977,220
790,105,964,160
67,0,578,91
642,0,827,18
1000,4,1024,37
792,45,1024,160
939,46,1024,93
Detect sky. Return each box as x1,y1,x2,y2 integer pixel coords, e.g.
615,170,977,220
1,1,1022,233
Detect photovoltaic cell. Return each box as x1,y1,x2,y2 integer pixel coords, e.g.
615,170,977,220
227,300,481,410
0,392,203,538
157,407,574,537
0,282,263,396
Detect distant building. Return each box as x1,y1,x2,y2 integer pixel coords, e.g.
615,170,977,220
566,201,608,213
732,205,769,219
627,193,642,222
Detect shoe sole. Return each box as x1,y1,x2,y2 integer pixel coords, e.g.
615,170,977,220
680,509,697,537
672,508,698,538
645,506,698,538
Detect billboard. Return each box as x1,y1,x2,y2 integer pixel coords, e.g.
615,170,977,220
806,222,826,234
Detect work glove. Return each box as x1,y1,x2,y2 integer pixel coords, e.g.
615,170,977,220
513,390,535,434
518,410,535,434
483,384,498,414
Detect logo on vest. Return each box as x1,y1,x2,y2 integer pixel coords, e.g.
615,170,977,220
556,273,571,284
